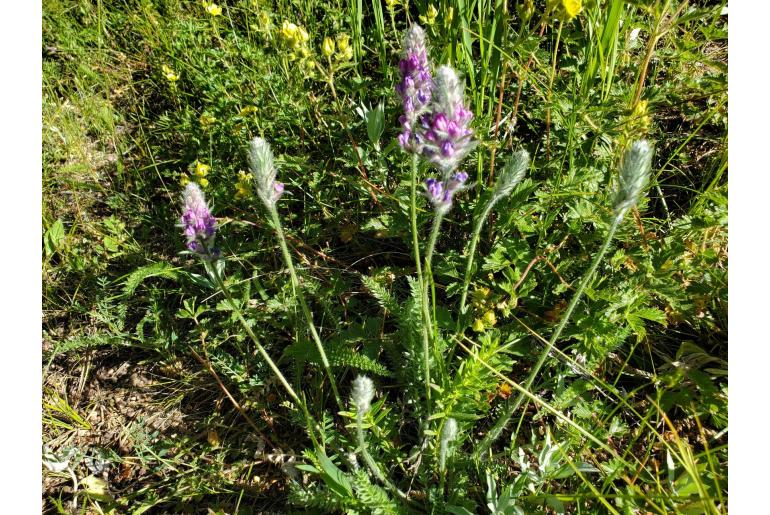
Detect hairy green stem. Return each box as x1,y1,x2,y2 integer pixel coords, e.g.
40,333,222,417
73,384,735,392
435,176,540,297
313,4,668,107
458,195,499,315
268,207,343,410
473,212,625,460
208,261,301,405
410,153,433,413
355,412,408,501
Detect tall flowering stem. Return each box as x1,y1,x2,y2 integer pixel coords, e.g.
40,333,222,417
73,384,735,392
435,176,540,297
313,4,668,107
473,141,653,460
178,185,318,432
351,376,408,501
248,137,343,411
398,26,435,414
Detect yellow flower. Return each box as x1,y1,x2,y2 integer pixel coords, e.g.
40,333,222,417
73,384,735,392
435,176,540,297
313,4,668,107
419,5,438,26
199,113,216,128
238,105,258,116
162,64,179,82
335,34,353,61
322,37,335,57
235,171,253,199
198,177,209,188
180,173,191,186
561,0,582,20
472,318,486,333
194,161,211,178
384,0,399,9
205,2,222,16
281,21,299,41
336,33,351,53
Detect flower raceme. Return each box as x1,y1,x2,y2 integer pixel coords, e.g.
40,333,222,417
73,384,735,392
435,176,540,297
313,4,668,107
395,26,476,174
420,66,476,173
396,25,433,152
180,183,217,258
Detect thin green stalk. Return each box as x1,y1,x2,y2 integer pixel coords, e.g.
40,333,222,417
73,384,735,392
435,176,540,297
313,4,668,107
473,212,625,459
424,210,445,273
458,195,498,315
410,153,433,413
207,261,301,406
420,209,445,404
355,412,409,501
267,207,343,410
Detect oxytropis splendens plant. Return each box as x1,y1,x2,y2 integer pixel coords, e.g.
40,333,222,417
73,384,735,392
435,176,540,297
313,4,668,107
174,23,656,511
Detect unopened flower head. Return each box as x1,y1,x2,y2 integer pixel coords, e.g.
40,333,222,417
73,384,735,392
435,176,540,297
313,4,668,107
351,375,375,415
396,25,433,153
493,150,529,201
613,140,653,215
418,66,476,172
441,417,458,444
180,183,217,258
248,137,285,209
425,171,469,214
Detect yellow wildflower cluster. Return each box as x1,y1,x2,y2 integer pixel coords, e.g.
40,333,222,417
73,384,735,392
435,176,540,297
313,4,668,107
235,171,253,199
470,286,514,333
384,0,399,9
278,21,316,76
184,161,210,188
321,34,353,62
162,64,179,83
420,5,439,26
202,1,222,17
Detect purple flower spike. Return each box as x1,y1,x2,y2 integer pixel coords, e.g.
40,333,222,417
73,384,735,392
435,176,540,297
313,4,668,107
396,25,433,153
424,172,469,214
180,183,217,259
419,66,477,173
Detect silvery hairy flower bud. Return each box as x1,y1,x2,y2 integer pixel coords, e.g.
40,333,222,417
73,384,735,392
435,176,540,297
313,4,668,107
613,140,653,215
439,417,459,472
351,375,375,415
248,137,285,209
441,417,458,444
492,150,529,202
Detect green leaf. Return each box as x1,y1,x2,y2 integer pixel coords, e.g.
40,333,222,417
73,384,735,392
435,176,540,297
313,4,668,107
44,218,66,257
123,262,179,296
316,451,353,499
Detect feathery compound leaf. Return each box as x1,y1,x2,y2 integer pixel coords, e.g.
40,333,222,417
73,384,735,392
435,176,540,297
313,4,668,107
123,262,179,296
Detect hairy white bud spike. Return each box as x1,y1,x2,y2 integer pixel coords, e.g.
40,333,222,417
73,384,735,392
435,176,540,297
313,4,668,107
493,150,529,201
613,140,653,215
351,375,375,415
402,24,427,58
439,417,459,473
432,66,464,119
441,417,458,444
248,137,284,209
